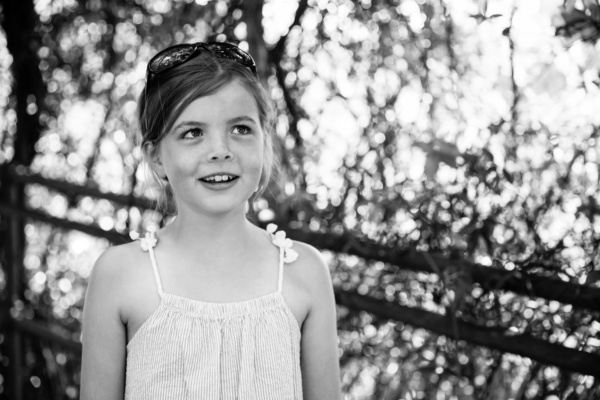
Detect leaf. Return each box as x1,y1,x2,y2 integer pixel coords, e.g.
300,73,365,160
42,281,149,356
502,168,514,183
415,140,461,167
555,8,600,43
469,13,488,24
586,270,600,285
584,0,600,20
424,153,440,180
431,140,461,166
561,8,589,25
452,273,473,312
415,139,464,180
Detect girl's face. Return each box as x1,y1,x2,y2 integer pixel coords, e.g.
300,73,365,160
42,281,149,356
147,79,264,218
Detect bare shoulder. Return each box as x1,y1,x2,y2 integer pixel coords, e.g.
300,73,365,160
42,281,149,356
91,241,146,284
288,241,334,299
277,239,335,329
290,241,329,276
87,241,151,316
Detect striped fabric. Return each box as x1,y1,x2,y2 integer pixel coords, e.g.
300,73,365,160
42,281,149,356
124,232,303,399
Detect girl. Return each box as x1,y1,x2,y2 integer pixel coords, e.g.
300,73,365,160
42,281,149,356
80,42,341,399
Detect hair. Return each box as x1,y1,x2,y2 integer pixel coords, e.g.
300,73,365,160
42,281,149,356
138,45,278,214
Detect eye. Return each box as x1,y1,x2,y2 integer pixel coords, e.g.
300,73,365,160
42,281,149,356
181,127,203,139
232,125,252,135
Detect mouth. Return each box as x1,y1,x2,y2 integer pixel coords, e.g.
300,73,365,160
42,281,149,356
198,173,240,184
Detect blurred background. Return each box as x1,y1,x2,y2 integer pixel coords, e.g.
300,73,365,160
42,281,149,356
1,0,600,399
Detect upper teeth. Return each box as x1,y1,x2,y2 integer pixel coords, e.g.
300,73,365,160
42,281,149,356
203,175,235,182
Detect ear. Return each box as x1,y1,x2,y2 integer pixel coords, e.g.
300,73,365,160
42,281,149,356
143,141,167,180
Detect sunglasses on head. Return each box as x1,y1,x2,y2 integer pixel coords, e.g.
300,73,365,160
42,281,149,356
146,42,257,81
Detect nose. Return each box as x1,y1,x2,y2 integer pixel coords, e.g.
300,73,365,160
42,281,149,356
207,134,233,161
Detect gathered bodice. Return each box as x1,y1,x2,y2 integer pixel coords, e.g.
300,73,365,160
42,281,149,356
124,226,303,400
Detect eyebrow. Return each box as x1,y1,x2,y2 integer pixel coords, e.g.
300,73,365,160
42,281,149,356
227,115,259,125
172,121,205,131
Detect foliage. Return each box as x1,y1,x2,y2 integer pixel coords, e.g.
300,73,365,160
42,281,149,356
1,0,600,399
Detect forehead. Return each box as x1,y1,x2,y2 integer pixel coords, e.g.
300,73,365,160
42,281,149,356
174,79,260,124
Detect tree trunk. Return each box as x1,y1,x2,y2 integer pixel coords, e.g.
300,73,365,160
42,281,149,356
241,0,268,82
0,0,45,398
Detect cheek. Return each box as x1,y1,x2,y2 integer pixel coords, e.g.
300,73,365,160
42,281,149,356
249,149,264,175
162,147,195,176
246,137,265,167
256,142,266,168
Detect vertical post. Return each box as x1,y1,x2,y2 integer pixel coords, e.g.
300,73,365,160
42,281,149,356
0,165,25,400
9,185,25,400
0,0,43,395
241,0,268,83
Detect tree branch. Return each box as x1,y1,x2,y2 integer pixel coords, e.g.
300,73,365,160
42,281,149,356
335,289,600,377
268,0,310,147
270,0,309,59
288,229,600,312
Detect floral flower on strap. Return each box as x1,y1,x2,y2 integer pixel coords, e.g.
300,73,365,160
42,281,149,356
266,224,299,263
130,230,157,252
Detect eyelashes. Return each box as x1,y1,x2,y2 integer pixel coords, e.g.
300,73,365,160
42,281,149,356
232,125,253,135
181,127,203,139
180,125,253,139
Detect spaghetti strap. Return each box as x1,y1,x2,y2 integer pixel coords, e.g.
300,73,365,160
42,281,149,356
277,246,285,293
132,231,164,296
147,246,164,296
266,224,299,294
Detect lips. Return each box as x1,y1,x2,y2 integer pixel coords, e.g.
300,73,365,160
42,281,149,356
199,173,239,183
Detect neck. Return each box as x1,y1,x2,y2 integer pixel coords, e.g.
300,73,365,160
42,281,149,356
159,207,259,256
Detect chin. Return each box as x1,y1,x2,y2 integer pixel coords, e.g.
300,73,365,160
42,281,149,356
195,201,247,217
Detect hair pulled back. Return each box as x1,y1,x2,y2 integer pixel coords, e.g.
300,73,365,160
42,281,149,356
138,47,276,213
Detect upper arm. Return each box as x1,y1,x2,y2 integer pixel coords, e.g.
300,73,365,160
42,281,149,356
80,247,128,400
295,243,342,400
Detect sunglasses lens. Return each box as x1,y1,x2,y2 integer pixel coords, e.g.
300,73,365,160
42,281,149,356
149,45,197,73
206,43,256,71
147,42,257,80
